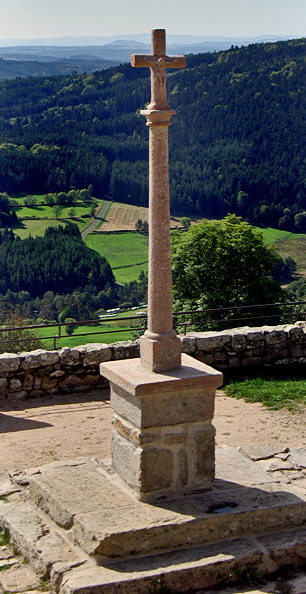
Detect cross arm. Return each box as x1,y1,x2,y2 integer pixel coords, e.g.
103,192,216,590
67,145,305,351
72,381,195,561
131,54,186,69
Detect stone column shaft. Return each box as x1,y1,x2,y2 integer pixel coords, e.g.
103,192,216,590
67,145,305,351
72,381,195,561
139,111,181,373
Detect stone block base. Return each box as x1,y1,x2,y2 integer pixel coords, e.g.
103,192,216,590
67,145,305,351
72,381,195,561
100,354,223,501
140,332,181,372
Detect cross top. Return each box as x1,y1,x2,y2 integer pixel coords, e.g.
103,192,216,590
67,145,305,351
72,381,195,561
131,29,186,110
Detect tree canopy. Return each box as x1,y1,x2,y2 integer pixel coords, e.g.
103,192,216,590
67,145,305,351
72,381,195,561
0,38,304,228
171,215,284,315
0,222,115,298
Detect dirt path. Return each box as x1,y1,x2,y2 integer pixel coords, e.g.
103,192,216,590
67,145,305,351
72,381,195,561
1,388,306,472
80,200,111,238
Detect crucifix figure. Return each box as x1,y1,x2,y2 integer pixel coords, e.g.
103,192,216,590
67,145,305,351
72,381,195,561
131,29,186,373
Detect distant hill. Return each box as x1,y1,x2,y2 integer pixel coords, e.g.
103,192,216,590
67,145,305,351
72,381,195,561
0,56,119,80
0,37,305,230
0,34,300,80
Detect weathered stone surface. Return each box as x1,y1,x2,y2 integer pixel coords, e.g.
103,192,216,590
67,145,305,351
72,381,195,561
21,349,59,370
75,344,111,366
241,356,262,366
195,331,231,351
289,448,306,468
28,459,134,528
59,347,80,365
287,325,306,343
59,375,88,388
193,425,215,485
240,444,289,461
0,563,41,592
178,449,188,487
59,536,264,594
141,448,173,492
111,432,142,491
50,369,65,378
0,545,14,560
111,340,140,360
215,446,275,485
0,473,21,497
256,458,295,472
103,354,222,425
231,332,246,351
34,377,42,389
0,354,20,372
180,335,197,353
41,377,57,390
0,378,7,394
22,375,34,390
265,329,287,347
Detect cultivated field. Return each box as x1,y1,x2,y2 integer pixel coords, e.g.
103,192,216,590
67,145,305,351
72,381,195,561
255,226,306,278
97,202,182,232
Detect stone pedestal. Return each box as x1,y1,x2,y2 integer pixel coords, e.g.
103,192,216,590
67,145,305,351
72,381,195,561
100,354,223,501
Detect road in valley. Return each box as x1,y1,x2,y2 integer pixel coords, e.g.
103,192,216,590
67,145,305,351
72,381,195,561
81,200,111,239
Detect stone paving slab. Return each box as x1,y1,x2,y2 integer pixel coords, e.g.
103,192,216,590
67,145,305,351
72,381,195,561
19,450,306,563
0,497,88,579
2,446,306,593
28,459,135,529
0,563,42,593
215,447,275,485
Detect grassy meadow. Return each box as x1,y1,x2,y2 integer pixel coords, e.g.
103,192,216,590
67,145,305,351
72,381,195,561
10,193,103,238
36,308,147,348
254,226,306,278
85,232,148,284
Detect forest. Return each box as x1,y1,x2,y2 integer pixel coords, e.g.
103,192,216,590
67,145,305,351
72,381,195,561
0,37,304,228
0,223,148,323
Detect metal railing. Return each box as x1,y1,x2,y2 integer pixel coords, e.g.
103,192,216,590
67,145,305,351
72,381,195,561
0,301,305,351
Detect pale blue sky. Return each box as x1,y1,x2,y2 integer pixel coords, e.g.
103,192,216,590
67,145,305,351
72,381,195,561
1,0,305,40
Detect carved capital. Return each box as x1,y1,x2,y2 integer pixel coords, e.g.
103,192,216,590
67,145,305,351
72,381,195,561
140,109,176,127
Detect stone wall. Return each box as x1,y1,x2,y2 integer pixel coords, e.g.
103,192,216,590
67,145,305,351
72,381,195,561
0,322,305,400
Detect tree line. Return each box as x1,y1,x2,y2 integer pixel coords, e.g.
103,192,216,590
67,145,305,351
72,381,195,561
0,38,304,228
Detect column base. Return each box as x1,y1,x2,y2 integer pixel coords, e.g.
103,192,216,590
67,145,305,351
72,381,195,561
100,354,223,501
140,331,181,372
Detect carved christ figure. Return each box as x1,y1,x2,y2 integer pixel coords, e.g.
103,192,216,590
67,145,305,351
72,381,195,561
131,30,186,111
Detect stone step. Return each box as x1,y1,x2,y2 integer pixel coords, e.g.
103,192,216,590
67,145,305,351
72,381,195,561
0,493,91,581
60,526,306,594
24,457,306,561
2,470,306,593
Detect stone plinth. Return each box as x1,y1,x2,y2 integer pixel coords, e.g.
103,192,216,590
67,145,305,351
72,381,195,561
100,354,223,501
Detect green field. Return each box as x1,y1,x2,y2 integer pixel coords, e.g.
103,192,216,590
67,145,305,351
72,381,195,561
12,203,93,219
10,193,46,204
36,322,137,348
254,226,296,245
85,232,148,284
13,218,85,238
254,226,306,277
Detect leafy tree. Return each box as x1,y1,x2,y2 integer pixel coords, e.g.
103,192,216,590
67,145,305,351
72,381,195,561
181,217,191,229
294,212,306,232
142,220,149,234
273,257,297,284
171,215,284,326
0,310,44,354
64,317,77,336
53,205,62,218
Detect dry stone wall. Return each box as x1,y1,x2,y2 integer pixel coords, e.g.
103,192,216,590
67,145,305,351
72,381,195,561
0,323,305,400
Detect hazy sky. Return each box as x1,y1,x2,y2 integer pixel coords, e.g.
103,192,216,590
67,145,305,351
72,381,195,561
1,0,305,40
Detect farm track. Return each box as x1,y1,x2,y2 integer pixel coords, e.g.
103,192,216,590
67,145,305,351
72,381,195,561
81,200,111,238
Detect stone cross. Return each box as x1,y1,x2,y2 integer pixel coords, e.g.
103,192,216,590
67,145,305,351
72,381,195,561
131,29,186,373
